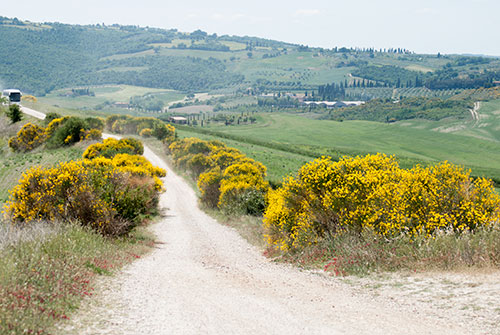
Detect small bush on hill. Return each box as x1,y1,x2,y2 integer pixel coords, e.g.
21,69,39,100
6,104,22,123
83,138,143,159
8,123,46,152
46,117,88,148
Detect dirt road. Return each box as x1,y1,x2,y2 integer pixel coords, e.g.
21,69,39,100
59,139,471,335
21,106,46,120
470,101,481,121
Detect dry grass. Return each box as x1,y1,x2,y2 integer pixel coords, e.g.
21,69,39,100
0,220,154,334
0,220,62,250
277,225,500,276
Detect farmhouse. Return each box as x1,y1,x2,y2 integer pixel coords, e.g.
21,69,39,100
168,116,188,124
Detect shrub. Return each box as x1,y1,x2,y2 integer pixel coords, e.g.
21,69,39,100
45,116,70,137
169,136,270,214
83,138,144,159
85,117,105,131
104,115,176,143
264,154,500,251
6,104,22,123
84,128,103,141
4,154,164,235
139,128,152,137
8,123,46,152
197,167,223,208
152,122,175,141
187,153,212,178
219,162,269,215
44,112,62,124
46,117,88,148
105,114,128,130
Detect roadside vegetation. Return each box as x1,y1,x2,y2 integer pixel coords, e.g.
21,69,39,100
263,154,500,275
0,106,165,333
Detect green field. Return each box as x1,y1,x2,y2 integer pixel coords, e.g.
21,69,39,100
183,100,500,182
38,85,186,111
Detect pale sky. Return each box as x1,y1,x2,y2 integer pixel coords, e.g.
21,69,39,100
3,0,499,56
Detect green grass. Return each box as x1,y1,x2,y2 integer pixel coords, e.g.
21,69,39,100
37,85,185,111
183,109,500,182
227,51,353,86
397,98,500,143
0,221,153,334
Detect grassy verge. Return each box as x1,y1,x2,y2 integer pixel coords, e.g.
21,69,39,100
0,220,154,334
275,227,500,276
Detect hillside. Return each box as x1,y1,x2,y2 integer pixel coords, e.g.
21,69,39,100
1,16,499,97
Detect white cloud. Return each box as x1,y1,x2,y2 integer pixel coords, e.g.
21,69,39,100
294,9,321,17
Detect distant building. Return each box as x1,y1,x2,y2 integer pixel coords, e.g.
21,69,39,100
168,116,188,124
303,101,365,108
113,102,129,108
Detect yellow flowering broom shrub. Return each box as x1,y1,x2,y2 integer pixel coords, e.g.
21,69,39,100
85,153,166,191
170,137,269,214
8,116,104,152
197,167,223,208
84,128,103,141
4,139,166,235
8,123,46,152
139,128,153,137
83,138,144,159
45,116,70,137
219,162,269,215
264,154,500,250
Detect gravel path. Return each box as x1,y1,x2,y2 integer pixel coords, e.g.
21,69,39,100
59,139,469,335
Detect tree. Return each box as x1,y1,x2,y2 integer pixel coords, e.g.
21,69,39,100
7,104,23,123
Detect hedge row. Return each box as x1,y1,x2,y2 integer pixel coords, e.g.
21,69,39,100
168,137,269,215
3,137,166,236
8,116,103,152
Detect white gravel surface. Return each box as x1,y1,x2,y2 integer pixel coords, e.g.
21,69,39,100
21,106,46,120
58,139,471,335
